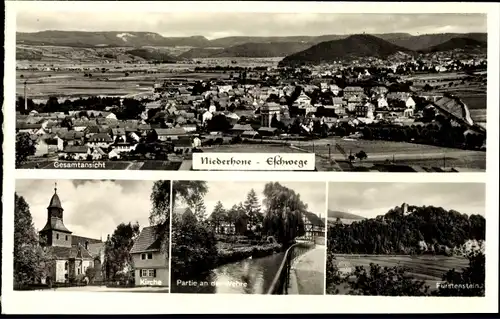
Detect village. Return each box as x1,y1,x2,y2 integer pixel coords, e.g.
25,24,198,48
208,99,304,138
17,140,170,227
15,54,487,171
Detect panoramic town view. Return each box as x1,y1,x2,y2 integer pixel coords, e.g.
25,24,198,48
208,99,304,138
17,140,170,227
15,12,487,172
14,179,170,292
170,181,326,294
326,182,486,296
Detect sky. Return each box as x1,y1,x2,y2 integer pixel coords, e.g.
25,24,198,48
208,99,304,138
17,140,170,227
16,12,486,39
15,179,156,240
176,181,326,219
328,182,486,219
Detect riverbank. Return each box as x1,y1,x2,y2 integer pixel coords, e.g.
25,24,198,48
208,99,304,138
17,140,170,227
216,242,282,267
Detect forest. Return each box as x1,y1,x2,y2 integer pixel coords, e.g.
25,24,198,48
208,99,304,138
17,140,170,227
327,204,485,255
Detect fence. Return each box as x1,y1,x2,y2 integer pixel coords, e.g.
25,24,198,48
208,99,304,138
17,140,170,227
266,242,315,295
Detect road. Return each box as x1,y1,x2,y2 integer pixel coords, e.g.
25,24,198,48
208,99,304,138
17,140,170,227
50,286,169,293
288,245,325,295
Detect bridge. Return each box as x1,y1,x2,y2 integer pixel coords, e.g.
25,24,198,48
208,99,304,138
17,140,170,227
267,238,325,295
431,95,486,135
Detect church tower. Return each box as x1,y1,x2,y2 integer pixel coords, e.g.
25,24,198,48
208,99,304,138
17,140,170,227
39,183,72,247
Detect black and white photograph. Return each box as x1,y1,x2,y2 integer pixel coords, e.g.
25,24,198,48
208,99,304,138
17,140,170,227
14,179,171,292
15,11,487,172
170,180,326,294
325,182,486,296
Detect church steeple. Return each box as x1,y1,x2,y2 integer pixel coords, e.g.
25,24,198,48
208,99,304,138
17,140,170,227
40,181,72,247
47,182,64,219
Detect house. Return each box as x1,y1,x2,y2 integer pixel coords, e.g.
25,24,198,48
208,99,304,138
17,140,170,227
130,226,169,287
295,92,311,108
343,86,365,99
405,97,416,109
90,147,106,160
202,111,213,124
155,128,187,141
87,133,113,148
299,211,325,243
60,146,90,160
376,96,389,109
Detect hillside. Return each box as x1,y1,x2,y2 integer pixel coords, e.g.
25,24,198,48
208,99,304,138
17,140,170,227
327,210,365,221
15,45,181,63
280,34,414,66
178,47,225,59
209,42,313,58
17,31,211,48
125,48,179,62
387,32,487,51
423,37,487,53
327,204,485,255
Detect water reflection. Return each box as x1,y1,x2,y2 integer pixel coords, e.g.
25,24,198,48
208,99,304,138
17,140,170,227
173,252,285,294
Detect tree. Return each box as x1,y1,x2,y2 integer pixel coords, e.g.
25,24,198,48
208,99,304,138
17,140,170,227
433,251,485,296
14,193,51,288
206,114,231,132
45,96,60,113
355,150,368,161
262,182,306,247
210,201,227,233
192,194,207,221
16,132,37,168
165,181,218,279
346,263,430,296
244,189,263,234
104,222,140,281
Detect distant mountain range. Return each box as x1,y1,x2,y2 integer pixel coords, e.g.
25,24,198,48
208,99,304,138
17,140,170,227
327,210,365,221
280,34,415,66
16,31,487,61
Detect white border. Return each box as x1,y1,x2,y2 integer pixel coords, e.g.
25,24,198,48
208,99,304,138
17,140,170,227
3,1,500,315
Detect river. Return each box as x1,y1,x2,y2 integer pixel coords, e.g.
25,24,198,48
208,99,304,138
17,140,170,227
173,252,285,294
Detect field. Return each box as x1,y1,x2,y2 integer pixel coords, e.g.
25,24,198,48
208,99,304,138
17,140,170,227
16,56,279,100
329,254,469,294
294,138,486,170
17,67,230,101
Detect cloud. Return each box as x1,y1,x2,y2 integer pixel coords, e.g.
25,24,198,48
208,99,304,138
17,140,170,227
178,181,326,219
16,12,486,38
15,179,157,240
328,182,485,218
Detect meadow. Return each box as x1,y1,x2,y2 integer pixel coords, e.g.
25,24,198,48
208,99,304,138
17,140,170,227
330,254,469,294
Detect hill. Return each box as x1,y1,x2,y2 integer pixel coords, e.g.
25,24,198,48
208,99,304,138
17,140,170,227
327,210,365,221
178,47,226,59
327,204,485,255
17,31,211,48
280,34,414,66
387,32,487,51
209,42,313,58
125,48,179,62
422,37,487,53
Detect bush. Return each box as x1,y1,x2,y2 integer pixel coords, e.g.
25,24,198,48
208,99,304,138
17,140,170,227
171,216,218,279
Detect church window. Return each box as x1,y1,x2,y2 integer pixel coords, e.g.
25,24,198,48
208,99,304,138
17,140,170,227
65,262,68,270
141,269,148,277
65,235,68,241
141,253,146,260
77,268,80,275
147,253,153,260
56,234,59,240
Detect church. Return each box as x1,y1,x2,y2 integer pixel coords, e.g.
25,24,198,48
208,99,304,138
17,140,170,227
39,184,105,284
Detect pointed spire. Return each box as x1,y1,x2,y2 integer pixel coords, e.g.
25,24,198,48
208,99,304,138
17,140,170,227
54,182,57,194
